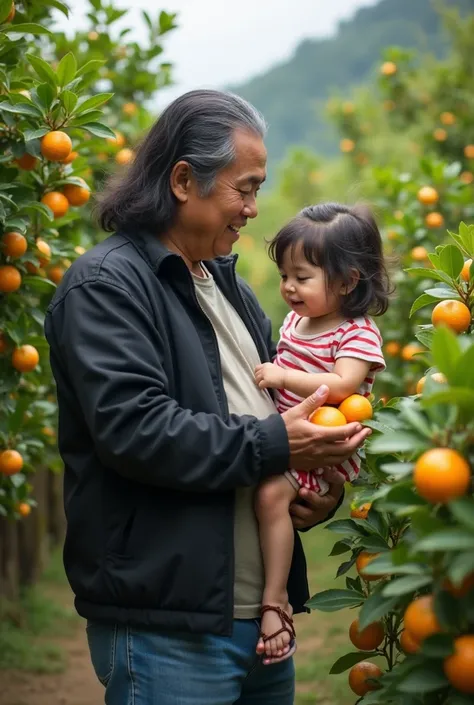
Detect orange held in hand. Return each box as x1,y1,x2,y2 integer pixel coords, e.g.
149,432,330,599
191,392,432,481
444,635,474,694
403,595,441,644
431,299,471,334
338,394,373,422
349,619,384,651
348,661,382,696
414,447,471,504
40,130,72,161
309,406,347,426
0,449,23,476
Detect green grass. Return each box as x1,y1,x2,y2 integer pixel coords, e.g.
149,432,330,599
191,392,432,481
0,548,78,673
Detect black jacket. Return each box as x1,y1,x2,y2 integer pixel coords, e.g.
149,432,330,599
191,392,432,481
45,229,326,635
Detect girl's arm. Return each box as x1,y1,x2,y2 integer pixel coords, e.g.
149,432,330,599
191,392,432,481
255,358,371,404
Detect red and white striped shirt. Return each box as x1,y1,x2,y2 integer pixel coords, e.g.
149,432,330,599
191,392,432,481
275,312,386,414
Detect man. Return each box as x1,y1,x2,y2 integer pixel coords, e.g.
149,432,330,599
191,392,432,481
45,89,370,704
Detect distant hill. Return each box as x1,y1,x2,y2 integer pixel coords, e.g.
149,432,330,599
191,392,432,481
230,0,474,168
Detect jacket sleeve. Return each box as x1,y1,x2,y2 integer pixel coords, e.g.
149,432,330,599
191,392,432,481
45,279,289,492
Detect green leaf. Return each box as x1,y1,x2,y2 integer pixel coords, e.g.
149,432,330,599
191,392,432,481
447,551,474,586
415,529,474,552
0,101,43,117
80,122,116,139
405,267,451,284
431,326,461,379
35,83,55,110
42,0,69,16
398,666,449,693
380,461,414,478
368,432,426,455
451,343,474,389
75,92,113,114
22,276,56,292
422,387,474,411
0,0,12,23
24,127,49,141
458,222,474,256
424,287,459,300
306,589,364,612
410,293,438,317
421,634,454,659
329,651,379,675
60,90,78,114
56,52,77,87
326,519,369,538
382,575,432,597
439,244,464,279
358,591,399,630
26,54,57,86
3,23,52,35
75,59,105,78
329,540,352,556
398,400,432,438
448,498,474,531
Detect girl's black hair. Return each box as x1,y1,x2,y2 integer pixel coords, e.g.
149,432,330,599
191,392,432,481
268,202,392,317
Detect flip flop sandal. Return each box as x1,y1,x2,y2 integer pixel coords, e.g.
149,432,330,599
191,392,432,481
259,605,296,652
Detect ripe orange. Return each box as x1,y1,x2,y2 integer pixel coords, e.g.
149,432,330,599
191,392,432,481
12,344,39,373
417,186,439,206
40,131,72,161
350,502,372,520
433,128,447,142
115,148,134,165
384,341,401,357
444,635,474,694
425,212,444,229
18,502,31,517
15,153,37,170
431,299,471,334
404,595,441,643
5,2,15,22
340,138,355,153
411,246,428,261
461,259,472,282
63,179,91,206
41,426,56,438
380,61,397,76
464,145,474,159
309,406,347,426
349,619,384,651
0,332,8,354
440,111,456,125
414,448,470,504
122,102,138,116
107,130,125,148
443,573,474,598
401,343,425,361
41,191,69,219
338,394,373,422
348,662,382,696
47,266,64,285
35,238,51,266
0,264,22,293
400,629,420,654
0,449,23,476
60,150,78,164
460,171,473,185
88,30,99,41
356,552,382,581
416,372,446,395
1,231,27,258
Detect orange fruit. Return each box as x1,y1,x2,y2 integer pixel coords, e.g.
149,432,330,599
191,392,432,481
0,449,23,475
425,212,444,229
460,171,473,185
350,502,372,520
18,502,31,517
461,259,472,282
416,372,446,394
433,128,447,142
63,179,91,206
107,130,125,148
1,232,27,258
60,150,78,164
386,230,398,241
115,148,134,165
41,426,56,438
5,2,15,22
15,153,37,170
417,186,439,206
444,635,474,694
0,332,8,354
414,448,470,504
41,191,69,219
401,343,424,361
35,238,51,266
309,406,347,426
356,552,382,581
404,595,441,643
411,246,428,261
431,299,471,334
464,145,474,159
12,344,39,373
440,111,456,125
400,629,420,654
40,131,72,161
340,138,355,153
349,619,384,651
47,266,64,284
443,573,474,598
0,264,21,293
88,30,99,41
122,102,138,116
380,61,397,76
384,341,401,357
338,394,373,422
348,662,382,696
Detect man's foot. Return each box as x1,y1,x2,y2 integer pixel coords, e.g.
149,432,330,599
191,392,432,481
256,604,296,659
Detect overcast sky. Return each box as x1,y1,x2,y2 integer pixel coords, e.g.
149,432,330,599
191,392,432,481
57,0,380,106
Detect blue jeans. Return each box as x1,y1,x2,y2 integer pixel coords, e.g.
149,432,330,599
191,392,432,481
86,619,295,704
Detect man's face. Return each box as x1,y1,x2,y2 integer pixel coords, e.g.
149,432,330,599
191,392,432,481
176,129,267,260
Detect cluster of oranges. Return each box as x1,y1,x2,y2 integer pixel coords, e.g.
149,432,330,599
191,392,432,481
309,393,373,426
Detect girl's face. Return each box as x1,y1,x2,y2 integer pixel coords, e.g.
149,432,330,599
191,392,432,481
278,242,342,320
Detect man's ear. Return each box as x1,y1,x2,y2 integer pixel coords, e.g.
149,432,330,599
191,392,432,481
170,161,192,203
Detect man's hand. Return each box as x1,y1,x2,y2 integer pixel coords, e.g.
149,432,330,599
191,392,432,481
290,468,345,530
255,362,285,390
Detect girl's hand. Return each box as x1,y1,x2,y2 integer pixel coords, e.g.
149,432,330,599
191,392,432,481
254,362,285,389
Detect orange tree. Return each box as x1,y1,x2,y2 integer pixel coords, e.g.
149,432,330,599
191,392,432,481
0,0,175,522
307,224,474,703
